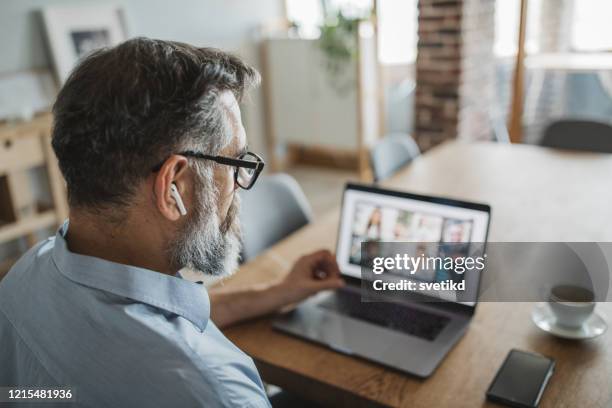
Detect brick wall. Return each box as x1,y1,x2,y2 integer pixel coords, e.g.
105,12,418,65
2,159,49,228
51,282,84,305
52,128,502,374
414,0,463,150
414,0,496,150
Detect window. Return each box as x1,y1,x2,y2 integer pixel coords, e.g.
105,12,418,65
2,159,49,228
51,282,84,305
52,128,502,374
377,0,418,64
285,0,418,65
285,0,324,38
285,0,372,37
495,0,612,56
494,0,542,57
326,0,373,19
571,0,612,52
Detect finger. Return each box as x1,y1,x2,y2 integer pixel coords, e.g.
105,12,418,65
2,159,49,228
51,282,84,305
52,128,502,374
313,269,329,280
316,252,341,277
307,249,334,263
307,249,337,267
313,276,345,291
303,250,331,270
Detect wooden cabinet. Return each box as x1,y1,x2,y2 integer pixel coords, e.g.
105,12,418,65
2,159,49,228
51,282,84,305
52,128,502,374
0,113,68,275
262,22,380,178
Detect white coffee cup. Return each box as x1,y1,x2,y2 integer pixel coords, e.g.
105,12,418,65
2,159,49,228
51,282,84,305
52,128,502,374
548,285,595,329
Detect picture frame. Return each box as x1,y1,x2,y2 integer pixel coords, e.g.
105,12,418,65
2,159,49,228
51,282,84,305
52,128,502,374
41,4,127,84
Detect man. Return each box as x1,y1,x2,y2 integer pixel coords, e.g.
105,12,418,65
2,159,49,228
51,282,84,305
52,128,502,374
0,38,344,407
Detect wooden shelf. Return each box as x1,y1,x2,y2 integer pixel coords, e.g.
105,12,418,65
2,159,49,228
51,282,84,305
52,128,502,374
0,113,67,253
0,113,53,140
0,210,57,243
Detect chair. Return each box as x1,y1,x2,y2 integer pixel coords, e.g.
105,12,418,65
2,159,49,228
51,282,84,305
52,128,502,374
239,173,313,262
489,107,511,143
369,133,420,182
540,119,612,153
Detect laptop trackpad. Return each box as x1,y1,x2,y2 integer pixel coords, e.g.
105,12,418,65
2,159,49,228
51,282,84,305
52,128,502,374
273,292,469,377
317,290,451,341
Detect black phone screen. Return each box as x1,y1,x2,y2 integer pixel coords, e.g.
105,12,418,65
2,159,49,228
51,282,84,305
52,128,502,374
487,349,555,408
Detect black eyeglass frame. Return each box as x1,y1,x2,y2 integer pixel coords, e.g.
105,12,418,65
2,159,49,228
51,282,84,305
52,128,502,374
152,150,265,190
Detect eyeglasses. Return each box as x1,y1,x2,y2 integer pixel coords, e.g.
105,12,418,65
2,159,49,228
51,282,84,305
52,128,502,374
152,150,265,190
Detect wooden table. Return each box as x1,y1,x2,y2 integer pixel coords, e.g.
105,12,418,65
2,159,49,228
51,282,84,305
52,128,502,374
222,141,612,407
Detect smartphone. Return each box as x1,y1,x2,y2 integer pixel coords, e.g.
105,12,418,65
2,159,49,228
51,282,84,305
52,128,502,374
486,349,555,408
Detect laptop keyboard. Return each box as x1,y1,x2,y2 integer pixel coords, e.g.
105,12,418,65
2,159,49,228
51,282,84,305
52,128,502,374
319,290,451,341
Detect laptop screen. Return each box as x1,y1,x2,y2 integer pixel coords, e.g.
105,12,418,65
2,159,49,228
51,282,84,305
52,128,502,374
336,184,490,305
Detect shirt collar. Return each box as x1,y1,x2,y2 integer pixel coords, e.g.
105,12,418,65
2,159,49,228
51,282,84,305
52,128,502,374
51,221,210,332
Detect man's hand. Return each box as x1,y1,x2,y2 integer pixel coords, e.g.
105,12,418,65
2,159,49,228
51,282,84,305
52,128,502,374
278,249,345,306
210,249,344,328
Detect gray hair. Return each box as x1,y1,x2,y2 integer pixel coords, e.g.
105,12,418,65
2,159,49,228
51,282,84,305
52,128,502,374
52,37,260,210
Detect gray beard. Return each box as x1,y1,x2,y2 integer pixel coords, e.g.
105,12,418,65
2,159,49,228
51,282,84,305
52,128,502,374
169,191,241,279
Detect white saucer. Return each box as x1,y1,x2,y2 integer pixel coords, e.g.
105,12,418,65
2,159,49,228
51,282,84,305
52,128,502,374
531,303,608,340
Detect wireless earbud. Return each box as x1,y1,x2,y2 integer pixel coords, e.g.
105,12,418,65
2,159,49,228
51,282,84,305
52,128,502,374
169,183,187,216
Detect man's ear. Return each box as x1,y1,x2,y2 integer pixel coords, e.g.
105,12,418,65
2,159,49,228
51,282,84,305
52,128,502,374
153,155,190,221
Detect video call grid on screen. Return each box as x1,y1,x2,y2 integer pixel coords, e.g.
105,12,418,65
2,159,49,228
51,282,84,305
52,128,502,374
336,188,490,281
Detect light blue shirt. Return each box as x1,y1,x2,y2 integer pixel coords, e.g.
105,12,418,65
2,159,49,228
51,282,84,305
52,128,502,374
0,223,271,408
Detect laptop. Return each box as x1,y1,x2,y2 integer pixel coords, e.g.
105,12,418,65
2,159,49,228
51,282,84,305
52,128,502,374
273,183,491,377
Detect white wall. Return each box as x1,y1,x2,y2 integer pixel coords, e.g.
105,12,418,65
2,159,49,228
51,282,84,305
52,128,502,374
0,0,283,155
